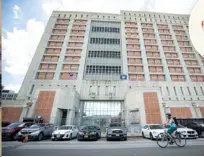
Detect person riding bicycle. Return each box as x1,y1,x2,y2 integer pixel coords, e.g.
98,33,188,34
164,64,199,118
164,113,177,144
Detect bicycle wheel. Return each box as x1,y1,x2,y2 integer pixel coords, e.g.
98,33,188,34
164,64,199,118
174,132,186,147
156,133,169,148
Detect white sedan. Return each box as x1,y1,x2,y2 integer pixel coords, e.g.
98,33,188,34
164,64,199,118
51,125,78,141
142,124,165,140
164,124,198,139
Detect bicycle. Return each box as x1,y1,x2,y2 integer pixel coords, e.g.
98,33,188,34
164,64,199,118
156,130,186,148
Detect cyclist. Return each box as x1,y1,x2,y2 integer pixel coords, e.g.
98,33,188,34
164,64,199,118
164,113,177,144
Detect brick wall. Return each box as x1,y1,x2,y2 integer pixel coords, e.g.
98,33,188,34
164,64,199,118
143,92,162,124
170,107,192,118
2,107,23,122
200,107,204,118
34,91,56,122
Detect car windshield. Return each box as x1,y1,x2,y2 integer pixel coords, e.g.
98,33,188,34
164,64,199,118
30,124,44,128
81,126,96,130
8,122,22,127
109,123,122,127
59,126,72,130
149,125,163,129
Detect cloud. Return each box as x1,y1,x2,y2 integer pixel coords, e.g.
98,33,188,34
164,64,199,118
4,84,21,93
13,5,23,19
2,19,44,77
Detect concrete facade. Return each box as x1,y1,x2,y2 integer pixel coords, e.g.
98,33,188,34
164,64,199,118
2,10,204,133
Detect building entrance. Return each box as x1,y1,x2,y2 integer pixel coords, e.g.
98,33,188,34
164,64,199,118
81,101,122,132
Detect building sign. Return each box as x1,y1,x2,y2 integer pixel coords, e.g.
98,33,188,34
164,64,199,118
120,75,127,80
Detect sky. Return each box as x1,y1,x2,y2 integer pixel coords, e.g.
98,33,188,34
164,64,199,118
2,0,198,93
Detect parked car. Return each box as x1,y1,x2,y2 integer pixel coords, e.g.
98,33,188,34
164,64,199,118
77,126,101,141
142,124,164,140
16,123,54,141
2,122,10,127
2,122,34,140
106,123,127,141
51,125,78,141
164,124,198,139
186,122,204,137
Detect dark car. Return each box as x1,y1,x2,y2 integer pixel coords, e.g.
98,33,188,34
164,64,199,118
2,122,33,140
187,122,204,137
2,122,10,127
16,123,54,141
106,123,127,141
77,126,101,141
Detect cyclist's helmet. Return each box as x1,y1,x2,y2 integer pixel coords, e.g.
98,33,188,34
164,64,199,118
166,113,171,118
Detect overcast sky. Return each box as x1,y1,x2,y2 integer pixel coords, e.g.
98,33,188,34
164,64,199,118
2,0,198,92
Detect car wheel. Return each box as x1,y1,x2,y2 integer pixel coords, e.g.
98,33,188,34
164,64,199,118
12,133,18,141
106,137,110,141
69,134,72,140
150,133,154,140
38,133,44,141
142,132,145,138
52,138,56,141
124,137,127,141
201,132,204,138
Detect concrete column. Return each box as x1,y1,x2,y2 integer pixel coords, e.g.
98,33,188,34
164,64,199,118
137,22,150,81
153,23,171,81
66,109,75,125
168,24,191,82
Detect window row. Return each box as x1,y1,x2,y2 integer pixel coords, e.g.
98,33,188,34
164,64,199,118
182,54,195,59
48,42,63,47
71,30,85,35
176,35,188,40
145,45,158,50
142,28,154,33
126,33,139,38
166,59,180,65
56,19,69,24
174,30,186,35
125,22,137,27
191,76,204,82
187,68,201,73
50,35,65,40
66,49,82,55
129,74,144,81
88,51,121,58
143,33,155,38
68,42,83,47
180,47,192,52
64,56,80,62
126,27,138,32
62,64,79,71
92,26,120,33
157,24,168,29
146,52,160,57
178,41,190,46
165,53,178,58
172,25,183,30
45,48,61,54
128,58,142,64
53,30,67,34
42,56,59,62
86,66,121,75
128,66,143,72
72,25,86,30
39,64,57,70
171,75,185,82
36,72,54,80
60,72,78,80
126,39,140,44
90,38,120,45
54,24,68,29
169,67,183,73
163,46,176,51
161,40,174,45
149,66,163,73
127,51,141,57
69,36,84,41
148,59,162,65
150,75,165,81
160,35,172,39
127,44,140,50
158,29,170,33
144,39,157,44
185,60,198,66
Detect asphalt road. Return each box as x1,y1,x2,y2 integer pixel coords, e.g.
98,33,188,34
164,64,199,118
2,138,204,156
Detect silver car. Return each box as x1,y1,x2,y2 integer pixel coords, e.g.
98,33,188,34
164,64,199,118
16,123,54,141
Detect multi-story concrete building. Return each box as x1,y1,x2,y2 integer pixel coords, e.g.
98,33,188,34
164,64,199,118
2,10,204,133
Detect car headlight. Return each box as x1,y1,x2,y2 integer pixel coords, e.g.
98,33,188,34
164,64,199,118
17,132,22,135
108,130,112,134
65,131,71,134
78,132,84,135
180,131,186,134
152,131,157,134
30,131,40,135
